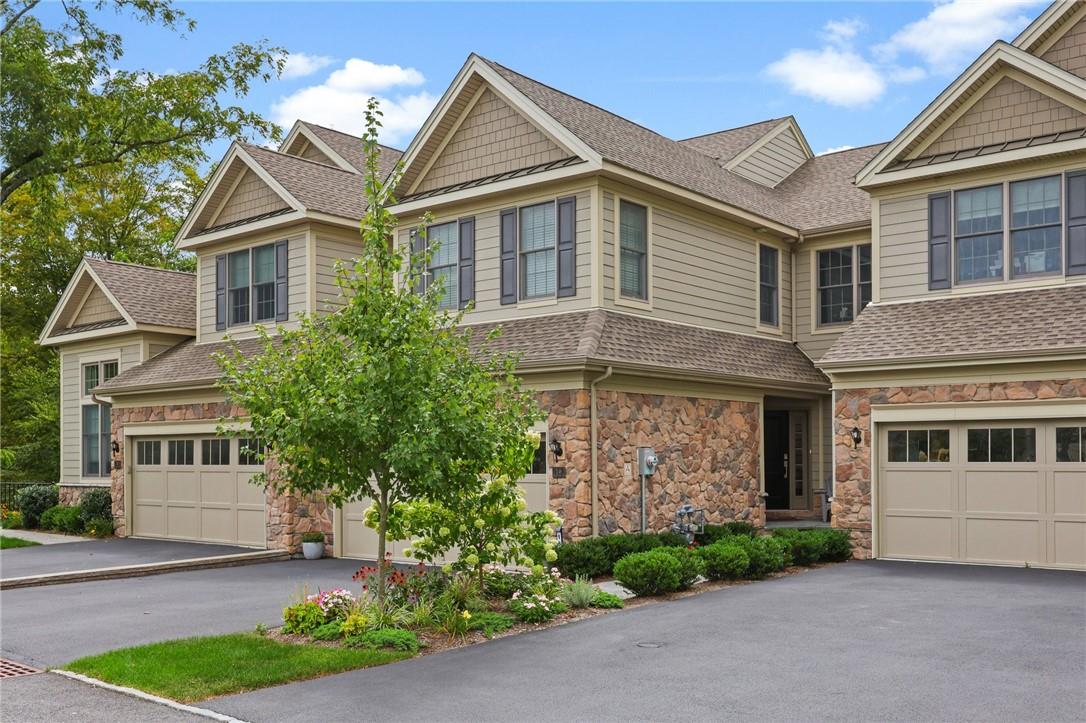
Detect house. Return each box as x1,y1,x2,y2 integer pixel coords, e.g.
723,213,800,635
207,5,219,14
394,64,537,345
39,0,1085,569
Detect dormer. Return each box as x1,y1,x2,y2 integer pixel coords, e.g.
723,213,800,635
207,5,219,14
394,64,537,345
722,117,813,188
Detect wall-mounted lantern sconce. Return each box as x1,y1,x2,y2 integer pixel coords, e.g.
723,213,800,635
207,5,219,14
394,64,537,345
549,439,563,462
111,440,120,456
850,427,862,446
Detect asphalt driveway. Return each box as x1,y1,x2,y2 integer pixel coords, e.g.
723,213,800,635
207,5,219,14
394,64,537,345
0,537,264,580
204,561,1085,723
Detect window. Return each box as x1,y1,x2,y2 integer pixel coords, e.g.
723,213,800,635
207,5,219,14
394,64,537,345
858,245,872,310
427,222,458,310
528,435,547,475
83,360,118,396
954,185,1003,282
967,427,1036,463
201,439,230,466
136,440,161,466
81,404,111,477
1011,176,1061,277
887,429,950,463
168,439,194,466
1056,427,1085,463
252,244,276,321
818,247,854,324
239,438,265,466
227,244,278,326
759,245,779,326
228,250,250,325
619,201,648,300
519,202,556,299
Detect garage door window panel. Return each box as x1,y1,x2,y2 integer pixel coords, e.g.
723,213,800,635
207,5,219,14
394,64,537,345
887,429,949,463
136,440,161,466
967,427,1036,463
202,439,230,465
239,438,265,466
1056,427,1084,462
168,440,194,466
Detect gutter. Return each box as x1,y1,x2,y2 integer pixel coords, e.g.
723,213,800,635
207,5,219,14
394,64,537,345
588,365,613,537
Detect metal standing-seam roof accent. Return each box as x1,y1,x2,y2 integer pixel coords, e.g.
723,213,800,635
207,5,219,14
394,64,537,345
820,285,1086,367
82,258,196,330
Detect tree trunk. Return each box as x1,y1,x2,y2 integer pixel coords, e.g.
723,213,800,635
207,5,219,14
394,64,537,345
376,485,389,605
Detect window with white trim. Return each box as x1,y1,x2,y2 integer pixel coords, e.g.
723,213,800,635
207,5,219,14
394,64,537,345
519,202,556,299
229,244,277,326
81,360,117,478
954,185,1003,283
619,200,648,300
817,244,872,326
759,244,779,326
1010,176,1061,278
427,222,458,310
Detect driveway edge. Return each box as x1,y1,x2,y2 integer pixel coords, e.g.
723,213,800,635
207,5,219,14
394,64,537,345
0,549,290,590
52,670,249,722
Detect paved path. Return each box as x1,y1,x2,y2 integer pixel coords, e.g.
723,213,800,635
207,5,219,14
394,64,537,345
0,673,205,723
0,529,89,545
0,557,361,667
0,537,262,579
206,561,1086,723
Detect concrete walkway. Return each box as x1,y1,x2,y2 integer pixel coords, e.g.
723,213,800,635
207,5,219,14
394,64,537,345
1,528,90,545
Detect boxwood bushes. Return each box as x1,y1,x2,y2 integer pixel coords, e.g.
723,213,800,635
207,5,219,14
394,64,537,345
554,531,688,579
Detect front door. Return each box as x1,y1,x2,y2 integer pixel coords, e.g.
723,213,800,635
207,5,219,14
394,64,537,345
764,411,789,510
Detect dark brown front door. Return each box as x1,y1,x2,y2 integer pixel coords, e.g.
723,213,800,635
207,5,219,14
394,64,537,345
764,411,789,510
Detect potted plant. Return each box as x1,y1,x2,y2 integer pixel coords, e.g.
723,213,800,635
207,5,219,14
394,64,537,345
301,532,326,560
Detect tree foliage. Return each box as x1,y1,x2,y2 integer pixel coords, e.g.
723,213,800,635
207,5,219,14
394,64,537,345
216,99,542,601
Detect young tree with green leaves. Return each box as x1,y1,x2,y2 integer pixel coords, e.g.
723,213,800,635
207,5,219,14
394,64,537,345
216,99,542,602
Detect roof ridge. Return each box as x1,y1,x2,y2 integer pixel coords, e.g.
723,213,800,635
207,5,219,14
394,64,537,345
677,117,784,142
84,256,195,277
815,140,890,157
300,121,404,154
241,142,359,175
577,309,606,358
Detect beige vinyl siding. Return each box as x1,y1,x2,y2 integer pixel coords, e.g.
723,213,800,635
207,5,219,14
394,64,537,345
1041,14,1086,79
213,169,289,227
148,343,173,358
313,231,362,311
197,227,308,343
59,335,144,484
780,247,793,335
923,76,1086,156
396,184,593,323
414,87,569,194
878,194,931,302
601,190,615,304
794,248,841,362
71,286,123,326
731,127,808,187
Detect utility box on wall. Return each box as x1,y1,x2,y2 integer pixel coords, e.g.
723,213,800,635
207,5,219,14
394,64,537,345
637,447,659,476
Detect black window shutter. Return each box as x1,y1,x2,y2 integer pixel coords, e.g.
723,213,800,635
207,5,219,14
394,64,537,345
458,217,475,309
500,209,517,305
1067,171,1086,276
215,254,227,330
411,228,426,295
928,192,951,290
275,240,289,321
556,196,577,298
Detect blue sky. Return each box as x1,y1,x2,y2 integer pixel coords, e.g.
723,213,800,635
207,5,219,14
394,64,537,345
42,1,1048,161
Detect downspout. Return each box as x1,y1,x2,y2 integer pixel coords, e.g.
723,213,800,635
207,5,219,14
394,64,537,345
588,365,613,537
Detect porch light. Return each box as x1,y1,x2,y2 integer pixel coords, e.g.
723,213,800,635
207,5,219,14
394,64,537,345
850,427,862,446
549,439,563,462
111,440,120,456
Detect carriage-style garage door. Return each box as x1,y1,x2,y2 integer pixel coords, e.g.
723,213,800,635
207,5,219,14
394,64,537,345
878,420,1086,570
130,436,266,547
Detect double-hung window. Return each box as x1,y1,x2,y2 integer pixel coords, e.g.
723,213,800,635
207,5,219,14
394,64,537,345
1010,176,1061,277
81,360,117,478
427,222,459,309
954,185,1003,283
619,201,648,300
228,244,277,326
519,202,556,299
759,244,779,326
817,244,872,326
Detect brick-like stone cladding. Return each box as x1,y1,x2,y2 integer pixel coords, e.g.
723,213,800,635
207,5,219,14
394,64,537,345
59,485,107,506
110,402,332,552
832,378,1086,558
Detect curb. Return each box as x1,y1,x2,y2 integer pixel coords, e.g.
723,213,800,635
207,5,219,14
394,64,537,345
0,550,290,590
51,670,248,722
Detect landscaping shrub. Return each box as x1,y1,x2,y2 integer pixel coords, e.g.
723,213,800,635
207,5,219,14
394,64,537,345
656,546,706,589
349,628,420,654
1,508,24,529
83,516,115,538
772,528,823,566
14,484,58,528
306,588,357,620
560,576,597,609
79,489,112,523
301,531,325,544
467,611,516,637
811,529,852,562
282,602,325,635
698,521,757,544
311,621,344,641
555,532,689,579
482,566,530,599
508,589,567,623
730,536,789,579
613,549,683,596
40,505,83,534
590,590,625,609
698,542,750,580
341,611,369,637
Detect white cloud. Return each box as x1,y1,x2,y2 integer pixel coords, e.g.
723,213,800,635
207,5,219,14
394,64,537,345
822,18,864,45
766,47,886,107
271,59,434,145
818,145,856,155
280,52,336,80
875,0,1036,72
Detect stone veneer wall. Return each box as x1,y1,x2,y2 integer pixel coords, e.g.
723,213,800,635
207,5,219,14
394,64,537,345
832,378,1086,558
110,402,333,553
59,485,108,506
542,389,763,539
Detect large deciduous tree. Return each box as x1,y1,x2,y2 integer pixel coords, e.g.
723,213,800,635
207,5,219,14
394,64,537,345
216,99,542,602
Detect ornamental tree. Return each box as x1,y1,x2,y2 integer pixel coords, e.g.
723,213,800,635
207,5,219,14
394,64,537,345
216,98,541,602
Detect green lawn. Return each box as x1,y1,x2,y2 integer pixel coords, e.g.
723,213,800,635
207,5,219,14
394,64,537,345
65,633,412,702
0,535,41,549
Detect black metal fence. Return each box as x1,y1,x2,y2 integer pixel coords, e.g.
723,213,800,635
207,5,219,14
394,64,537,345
0,481,52,509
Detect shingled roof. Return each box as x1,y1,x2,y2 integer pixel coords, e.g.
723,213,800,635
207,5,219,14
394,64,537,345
97,309,827,394
677,118,786,164
83,258,196,330
300,122,404,178
820,285,1086,367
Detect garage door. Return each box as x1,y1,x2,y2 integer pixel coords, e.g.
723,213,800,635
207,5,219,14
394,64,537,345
131,436,266,547
878,420,1086,569
338,438,551,560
